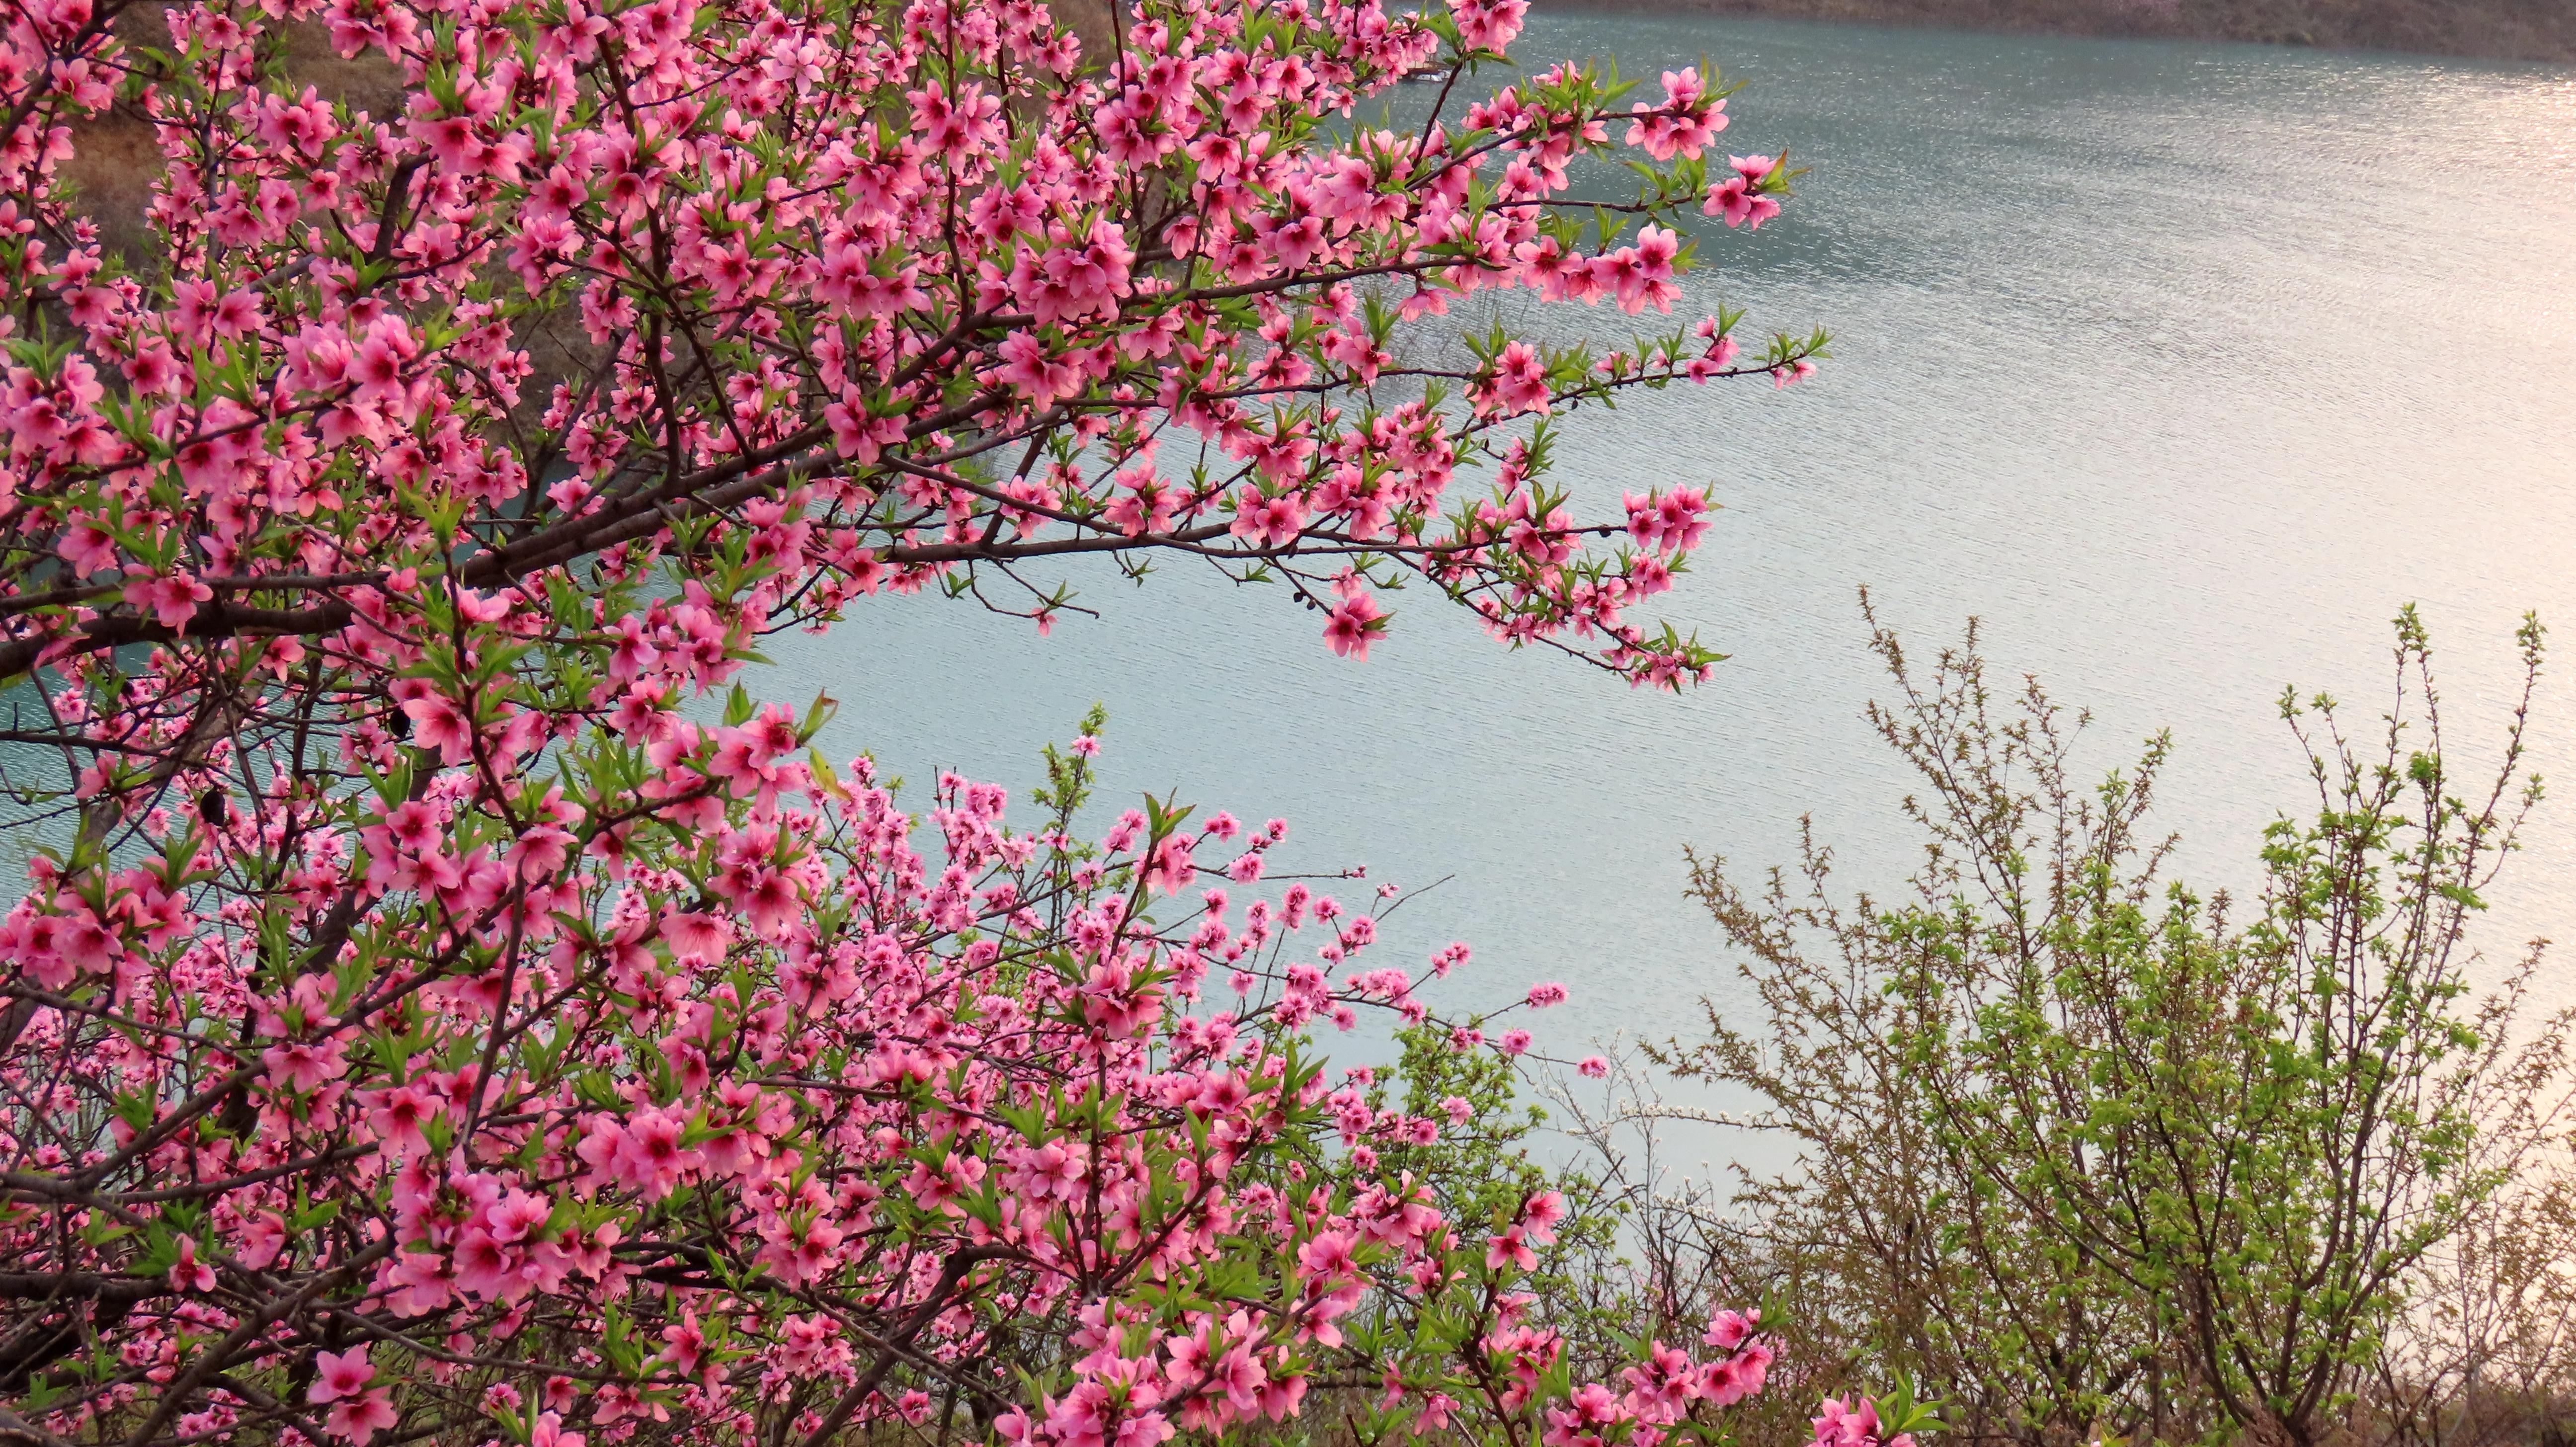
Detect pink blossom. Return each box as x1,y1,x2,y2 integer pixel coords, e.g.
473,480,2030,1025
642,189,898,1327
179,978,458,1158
327,1389,399,1445
1703,1308,1760,1351
310,1347,374,1404
1324,578,1387,659
1812,1396,1881,1447
665,912,732,964
1704,155,1784,230
1486,340,1552,415
168,1234,216,1292
123,573,213,631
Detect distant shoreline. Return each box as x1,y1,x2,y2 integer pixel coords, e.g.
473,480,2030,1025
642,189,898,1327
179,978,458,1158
1535,0,2576,65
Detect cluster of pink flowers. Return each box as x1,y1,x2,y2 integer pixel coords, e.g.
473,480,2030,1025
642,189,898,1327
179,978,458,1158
1811,1396,1919,1447
0,0,1853,1440
1706,154,1786,230
1,700,1771,1447
1532,1307,1776,1447
0,0,1811,696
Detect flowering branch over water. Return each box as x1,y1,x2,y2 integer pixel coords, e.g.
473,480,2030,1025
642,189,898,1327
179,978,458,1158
0,0,1842,1440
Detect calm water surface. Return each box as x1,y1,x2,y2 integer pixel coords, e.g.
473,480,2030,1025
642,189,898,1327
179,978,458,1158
20,20,2566,1106
770,15,2576,1069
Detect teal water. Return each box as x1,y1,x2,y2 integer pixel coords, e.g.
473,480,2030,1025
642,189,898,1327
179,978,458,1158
773,15,2576,1055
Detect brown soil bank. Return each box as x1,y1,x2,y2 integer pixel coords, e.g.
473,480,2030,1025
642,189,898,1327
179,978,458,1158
1540,0,2576,64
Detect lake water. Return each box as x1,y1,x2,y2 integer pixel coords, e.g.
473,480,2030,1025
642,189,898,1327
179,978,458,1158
769,13,2576,1078
11,17,2569,1123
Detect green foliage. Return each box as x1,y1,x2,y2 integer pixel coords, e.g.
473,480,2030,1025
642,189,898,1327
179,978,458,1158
1659,603,2564,1447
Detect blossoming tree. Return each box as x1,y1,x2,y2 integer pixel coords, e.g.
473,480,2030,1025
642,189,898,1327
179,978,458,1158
0,0,1871,1442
